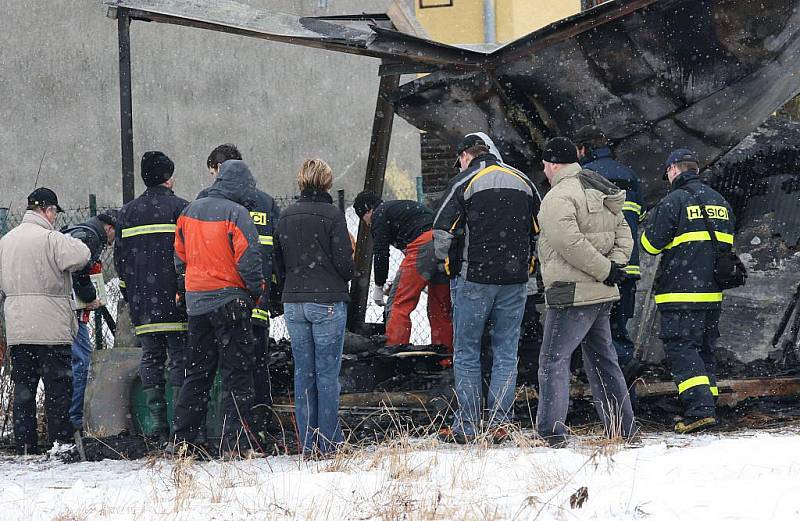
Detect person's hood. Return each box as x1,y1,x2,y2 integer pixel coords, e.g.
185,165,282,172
579,168,626,214
466,132,504,162
205,160,256,206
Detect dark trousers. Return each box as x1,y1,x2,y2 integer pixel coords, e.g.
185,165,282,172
10,344,73,454
139,332,187,390
659,308,721,419
252,325,272,416
610,279,636,366
518,295,543,380
536,303,635,442
173,301,256,451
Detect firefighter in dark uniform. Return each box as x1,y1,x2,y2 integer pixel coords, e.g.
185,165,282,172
574,125,644,382
205,144,280,438
115,151,189,443
641,149,735,434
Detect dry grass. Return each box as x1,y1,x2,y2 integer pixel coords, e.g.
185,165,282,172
50,508,90,521
169,445,198,512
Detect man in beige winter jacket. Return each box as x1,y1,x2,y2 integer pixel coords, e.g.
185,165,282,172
534,137,636,446
0,188,90,454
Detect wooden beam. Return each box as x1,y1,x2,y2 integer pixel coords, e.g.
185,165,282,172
348,71,401,332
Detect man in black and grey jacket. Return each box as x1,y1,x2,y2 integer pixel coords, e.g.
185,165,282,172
433,133,540,443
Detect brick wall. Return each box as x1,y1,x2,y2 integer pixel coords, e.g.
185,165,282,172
420,132,455,204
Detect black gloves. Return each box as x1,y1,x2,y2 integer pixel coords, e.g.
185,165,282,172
603,262,628,287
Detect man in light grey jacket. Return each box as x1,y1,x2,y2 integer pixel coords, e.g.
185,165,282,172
0,188,90,455
535,137,636,447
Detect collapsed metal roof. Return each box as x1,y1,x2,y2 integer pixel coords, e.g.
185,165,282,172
393,0,800,202
103,0,485,68
105,0,800,203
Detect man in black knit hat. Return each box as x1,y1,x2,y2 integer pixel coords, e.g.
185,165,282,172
115,151,189,444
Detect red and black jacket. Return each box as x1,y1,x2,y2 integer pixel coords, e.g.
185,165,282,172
175,161,264,316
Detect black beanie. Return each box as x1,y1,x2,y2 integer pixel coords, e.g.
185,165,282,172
141,151,175,187
541,137,579,165
353,191,383,219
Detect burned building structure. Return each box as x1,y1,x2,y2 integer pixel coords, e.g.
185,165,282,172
77,0,800,444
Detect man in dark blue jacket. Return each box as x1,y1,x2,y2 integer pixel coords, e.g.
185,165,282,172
205,144,280,438
641,149,735,434
574,125,642,382
63,209,117,432
115,151,189,443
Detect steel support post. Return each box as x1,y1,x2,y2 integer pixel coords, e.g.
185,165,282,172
118,11,135,204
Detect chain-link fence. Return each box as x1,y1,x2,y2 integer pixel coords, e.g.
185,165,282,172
270,189,433,345
0,205,122,351
0,185,432,352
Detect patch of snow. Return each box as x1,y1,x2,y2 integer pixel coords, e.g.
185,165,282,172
1,430,799,520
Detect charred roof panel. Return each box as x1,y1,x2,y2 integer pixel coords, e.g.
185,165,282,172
393,0,800,202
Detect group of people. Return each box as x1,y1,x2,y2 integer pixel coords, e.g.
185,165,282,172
356,127,736,446
0,124,736,456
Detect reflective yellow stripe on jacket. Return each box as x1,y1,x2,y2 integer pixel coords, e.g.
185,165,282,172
258,235,274,246
121,223,177,238
623,265,640,276
641,230,733,255
135,322,188,335
622,201,642,216
252,308,270,322
640,232,662,255
654,292,723,304
663,231,733,250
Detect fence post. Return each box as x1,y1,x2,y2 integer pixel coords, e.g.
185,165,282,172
337,189,346,213
89,194,104,350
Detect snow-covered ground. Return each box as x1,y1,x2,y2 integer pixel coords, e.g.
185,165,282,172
2,429,799,520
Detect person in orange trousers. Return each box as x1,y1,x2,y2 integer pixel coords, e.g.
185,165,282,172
354,192,452,352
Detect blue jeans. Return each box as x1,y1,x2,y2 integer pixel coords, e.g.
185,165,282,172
284,302,346,454
69,322,92,429
451,278,526,436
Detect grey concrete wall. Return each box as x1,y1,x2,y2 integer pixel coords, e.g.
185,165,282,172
0,0,420,210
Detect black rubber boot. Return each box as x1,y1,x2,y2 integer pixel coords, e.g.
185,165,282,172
143,387,169,444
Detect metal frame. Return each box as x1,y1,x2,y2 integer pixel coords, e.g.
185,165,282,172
107,4,404,331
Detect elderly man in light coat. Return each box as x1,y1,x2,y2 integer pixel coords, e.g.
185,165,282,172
535,137,636,447
0,188,90,455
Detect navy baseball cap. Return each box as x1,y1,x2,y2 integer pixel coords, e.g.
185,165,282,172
663,148,698,179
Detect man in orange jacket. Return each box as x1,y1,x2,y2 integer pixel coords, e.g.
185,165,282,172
170,160,264,456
